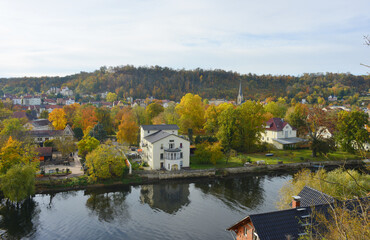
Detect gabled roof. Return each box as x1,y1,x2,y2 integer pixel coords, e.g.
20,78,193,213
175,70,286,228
144,130,188,144
141,124,179,131
29,119,51,127
144,130,172,143
36,147,53,157
266,118,295,131
29,130,63,137
298,186,335,207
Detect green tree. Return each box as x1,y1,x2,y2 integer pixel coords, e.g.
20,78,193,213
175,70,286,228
73,127,84,141
176,93,205,134
85,144,126,181
89,123,107,142
95,107,113,134
194,142,223,165
336,110,369,157
284,103,308,137
146,102,164,122
217,104,237,163
106,92,117,102
0,164,35,202
39,110,49,119
77,135,100,158
53,137,76,160
234,101,266,152
163,102,179,125
264,98,288,118
0,118,26,140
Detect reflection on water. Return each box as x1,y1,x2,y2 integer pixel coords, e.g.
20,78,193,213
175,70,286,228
0,198,40,239
0,174,292,239
140,183,190,214
85,186,131,223
194,175,264,211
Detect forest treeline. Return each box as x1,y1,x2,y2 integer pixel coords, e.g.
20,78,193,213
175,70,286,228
1,65,369,101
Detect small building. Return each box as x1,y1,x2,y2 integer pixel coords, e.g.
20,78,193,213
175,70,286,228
261,118,306,149
226,186,363,240
140,125,190,171
29,125,74,145
24,119,52,131
36,147,53,161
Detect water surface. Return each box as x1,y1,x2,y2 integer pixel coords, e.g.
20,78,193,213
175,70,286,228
0,173,291,240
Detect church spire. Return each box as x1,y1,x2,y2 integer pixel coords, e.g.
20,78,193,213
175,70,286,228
237,80,243,105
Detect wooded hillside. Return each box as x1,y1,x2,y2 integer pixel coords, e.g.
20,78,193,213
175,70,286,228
1,65,369,101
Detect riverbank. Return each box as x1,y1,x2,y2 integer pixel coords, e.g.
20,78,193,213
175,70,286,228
35,159,366,194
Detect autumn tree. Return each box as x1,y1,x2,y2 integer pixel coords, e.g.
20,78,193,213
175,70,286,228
106,92,117,102
264,98,288,118
85,144,126,181
63,103,80,126
95,107,113,134
0,137,37,174
77,135,100,158
48,108,67,130
285,103,309,137
305,106,337,158
175,93,205,134
89,123,107,142
234,101,267,152
117,111,139,145
203,103,229,135
194,141,223,165
146,102,164,122
0,118,27,141
75,105,98,133
53,137,76,160
163,102,179,125
0,164,35,202
336,110,369,157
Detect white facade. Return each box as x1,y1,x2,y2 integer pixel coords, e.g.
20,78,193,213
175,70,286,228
140,125,189,171
61,87,73,96
13,98,22,105
23,97,41,106
261,124,296,145
65,98,75,105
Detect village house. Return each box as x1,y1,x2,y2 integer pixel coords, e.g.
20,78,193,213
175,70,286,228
24,119,52,131
140,124,190,171
227,186,365,240
261,118,306,149
29,125,74,146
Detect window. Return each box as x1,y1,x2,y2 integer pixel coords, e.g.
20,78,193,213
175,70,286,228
169,143,174,149
168,164,170,170
161,144,163,149
180,161,183,167
180,152,183,158
160,153,163,160
180,143,182,148
147,130,150,133
169,140,174,142
267,137,269,141
262,137,264,140
244,227,248,236
37,138,42,141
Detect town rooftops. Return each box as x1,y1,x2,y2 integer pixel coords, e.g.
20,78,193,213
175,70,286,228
36,147,53,157
266,118,295,131
141,124,179,131
29,130,64,137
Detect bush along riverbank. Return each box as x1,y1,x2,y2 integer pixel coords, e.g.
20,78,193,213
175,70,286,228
35,159,367,193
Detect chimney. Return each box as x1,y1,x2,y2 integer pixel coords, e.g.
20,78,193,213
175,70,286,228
292,196,301,208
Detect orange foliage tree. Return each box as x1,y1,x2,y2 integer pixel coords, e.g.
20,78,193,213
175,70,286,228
117,111,139,145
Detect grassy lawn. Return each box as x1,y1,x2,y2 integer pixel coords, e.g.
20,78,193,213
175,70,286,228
190,149,364,169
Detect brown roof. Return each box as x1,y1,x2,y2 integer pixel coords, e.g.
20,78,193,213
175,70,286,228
12,111,27,119
36,147,53,157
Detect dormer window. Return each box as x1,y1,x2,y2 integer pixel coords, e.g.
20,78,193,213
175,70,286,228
180,143,182,148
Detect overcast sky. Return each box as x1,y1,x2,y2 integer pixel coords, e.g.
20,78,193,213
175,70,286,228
0,0,369,77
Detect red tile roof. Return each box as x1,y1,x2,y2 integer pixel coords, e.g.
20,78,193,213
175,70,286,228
265,118,295,131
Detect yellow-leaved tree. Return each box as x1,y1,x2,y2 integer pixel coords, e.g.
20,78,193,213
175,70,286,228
175,93,205,134
85,144,126,181
48,108,67,130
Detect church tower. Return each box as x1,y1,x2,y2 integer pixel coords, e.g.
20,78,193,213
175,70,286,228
237,80,243,105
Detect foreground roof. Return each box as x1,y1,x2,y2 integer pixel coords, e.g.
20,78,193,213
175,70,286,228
144,131,172,143
298,186,335,207
272,137,306,145
266,118,295,131
141,124,179,131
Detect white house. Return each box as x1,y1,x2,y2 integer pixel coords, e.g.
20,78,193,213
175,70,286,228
261,118,306,149
24,119,52,131
60,87,73,97
140,125,190,171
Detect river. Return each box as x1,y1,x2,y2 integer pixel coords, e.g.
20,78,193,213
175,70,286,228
0,173,292,240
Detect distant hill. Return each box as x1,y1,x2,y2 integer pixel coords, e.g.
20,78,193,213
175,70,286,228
1,65,369,101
